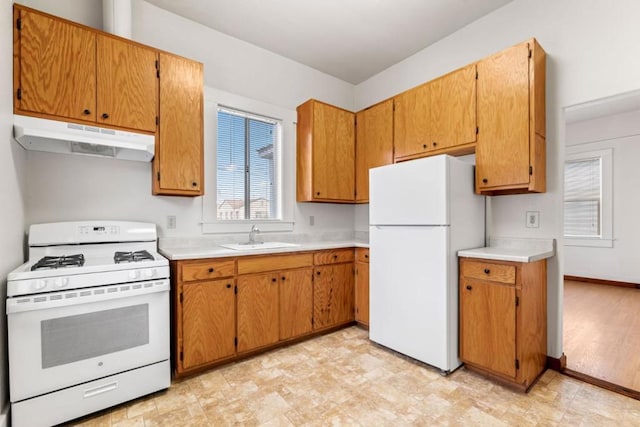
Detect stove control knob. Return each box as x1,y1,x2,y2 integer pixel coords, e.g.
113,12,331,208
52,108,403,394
128,270,140,279
145,269,156,278
34,280,47,291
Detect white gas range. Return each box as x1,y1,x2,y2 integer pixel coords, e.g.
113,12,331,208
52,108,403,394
7,221,171,427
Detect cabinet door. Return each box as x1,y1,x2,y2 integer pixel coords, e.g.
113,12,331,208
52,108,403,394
182,279,235,370
430,64,477,150
393,83,430,160
355,261,369,325
97,35,158,132
476,43,530,190
460,279,517,379
312,102,355,200
279,268,313,340
237,273,279,352
18,9,96,121
155,53,204,195
313,263,355,329
355,100,393,202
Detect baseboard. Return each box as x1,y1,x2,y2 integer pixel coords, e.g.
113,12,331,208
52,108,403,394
563,368,640,401
564,275,640,289
546,353,566,372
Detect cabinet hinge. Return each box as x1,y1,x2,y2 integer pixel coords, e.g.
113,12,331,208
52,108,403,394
529,165,533,175
180,351,184,362
16,18,21,30
155,60,159,69
16,88,21,100
180,292,183,304
528,49,532,59
311,317,314,325
156,70,160,78
156,171,160,181
515,296,519,307
234,285,238,295
475,70,478,79
156,116,159,126
476,126,479,135
234,337,238,347
515,359,520,370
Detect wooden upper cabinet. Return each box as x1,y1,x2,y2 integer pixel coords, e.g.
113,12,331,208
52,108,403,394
154,52,204,196
355,99,393,202
96,36,158,132
430,64,477,150
476,39,546,195
393,83,430,160
16,8,96,121
297,100,355,202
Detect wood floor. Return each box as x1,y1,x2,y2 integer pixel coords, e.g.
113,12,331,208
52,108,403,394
564,279,640,391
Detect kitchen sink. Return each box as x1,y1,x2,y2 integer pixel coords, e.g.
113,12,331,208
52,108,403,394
219,242,301,251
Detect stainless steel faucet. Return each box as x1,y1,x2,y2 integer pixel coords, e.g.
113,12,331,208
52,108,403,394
248,224,260,244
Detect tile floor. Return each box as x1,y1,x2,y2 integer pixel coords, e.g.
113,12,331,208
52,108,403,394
68,327,640,426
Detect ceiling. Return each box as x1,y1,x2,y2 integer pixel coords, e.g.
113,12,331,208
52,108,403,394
144,0,513,84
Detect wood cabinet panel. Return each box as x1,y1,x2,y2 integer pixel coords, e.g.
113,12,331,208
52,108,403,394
393,83,430,160
181,259,235,282
461,260,516,284
355,100,393,202
430,64,477,150
96,35,158,132
237,253,313,275
355,261,369,326
17,9,96,121
313,263,355,329
355,248,369,263
182,279,235,370
279,268,313,340
154,52,204,195
237,273,279,352
314,248,355,266
460,279,517,379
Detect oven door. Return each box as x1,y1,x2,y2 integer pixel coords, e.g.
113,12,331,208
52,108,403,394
7,280,170,402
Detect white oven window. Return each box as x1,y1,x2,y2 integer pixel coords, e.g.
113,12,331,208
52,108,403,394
41,304,149,369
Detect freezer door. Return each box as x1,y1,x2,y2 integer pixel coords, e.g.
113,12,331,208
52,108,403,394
369,155,449,225
369,225,457,371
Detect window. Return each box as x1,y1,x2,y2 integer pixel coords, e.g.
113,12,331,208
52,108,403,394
564,148,613,247
216,107,281,221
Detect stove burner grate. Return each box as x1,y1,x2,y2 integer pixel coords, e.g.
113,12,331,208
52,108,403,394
31,254,86,271
114,250,155,264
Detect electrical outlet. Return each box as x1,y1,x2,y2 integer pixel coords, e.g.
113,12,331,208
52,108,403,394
526,211,539,228
309,215,315,226
167,215,176,229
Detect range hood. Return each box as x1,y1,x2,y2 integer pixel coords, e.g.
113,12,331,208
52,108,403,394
13,115,155,162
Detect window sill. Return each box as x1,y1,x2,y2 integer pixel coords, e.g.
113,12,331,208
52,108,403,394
202,221,294,234
564,237,613,248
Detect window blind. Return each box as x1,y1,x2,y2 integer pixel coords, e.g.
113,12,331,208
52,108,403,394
564,158,601,237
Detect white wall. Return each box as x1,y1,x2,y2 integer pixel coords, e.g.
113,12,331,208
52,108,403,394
564,109,640,283
1,0,27,422
354,0,640,358
19,0,102,28
25,1,356,238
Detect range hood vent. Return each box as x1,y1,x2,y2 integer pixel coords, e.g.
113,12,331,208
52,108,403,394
13,115,155,162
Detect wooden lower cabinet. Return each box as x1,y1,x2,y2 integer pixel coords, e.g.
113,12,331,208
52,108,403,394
355,248,370,326
237,273,279,353
181,279,235,370
459,257,547,391
313,263,355,329
279,267,313,340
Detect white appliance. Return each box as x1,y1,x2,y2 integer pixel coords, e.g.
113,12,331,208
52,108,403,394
13,115,155,161
369,155,485,374
7,221,170,427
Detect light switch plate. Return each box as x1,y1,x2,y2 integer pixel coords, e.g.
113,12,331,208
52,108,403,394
526,211,540,228
167,215,176,229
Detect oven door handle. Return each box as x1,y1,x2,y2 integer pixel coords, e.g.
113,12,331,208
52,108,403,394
84,381,119,399
6,280,170,314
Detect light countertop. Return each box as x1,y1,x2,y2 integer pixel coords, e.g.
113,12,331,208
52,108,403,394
457,237,555,263
160,240,369,261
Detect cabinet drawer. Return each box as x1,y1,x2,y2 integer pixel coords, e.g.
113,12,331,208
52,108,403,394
355,248,369,263
461,260,515,284
181,259,236,282
237,253,313,275
314,248,355,265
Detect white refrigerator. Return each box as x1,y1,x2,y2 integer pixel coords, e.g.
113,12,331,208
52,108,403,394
369,154,485,374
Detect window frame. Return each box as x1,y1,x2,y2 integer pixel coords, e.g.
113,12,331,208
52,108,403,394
201,87,296,234
563,147,613,247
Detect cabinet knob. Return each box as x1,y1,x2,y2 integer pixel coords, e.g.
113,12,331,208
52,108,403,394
226,284,231,289
316,271,320,276
364,254,368,259
272,278,276,282
316,191,320,196
433,142,438,147
192,182,198,187
208,268,215,273
482,178,488,184
466,285,472,290
83,109,91,115
484,268,490,274
333,255,338,259
281,276,285,281
101,113,109,119
422,144,427,149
